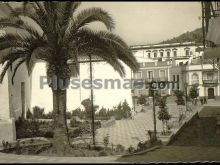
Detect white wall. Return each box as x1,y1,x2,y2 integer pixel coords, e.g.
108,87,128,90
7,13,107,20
0,65,10,119
8,61,32,119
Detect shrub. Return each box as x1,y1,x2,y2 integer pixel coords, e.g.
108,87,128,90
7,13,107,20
32,106,45,119
141,109,145,113
70,118,81,128
137,142,147,151
103,135,110,148
99,150,108,156
94,121,101,129
68,128,81,138
15,117,53,139
116,144,125,152
127,145,135,153
92,145,104,151
26,109,33,119
44,131,54,138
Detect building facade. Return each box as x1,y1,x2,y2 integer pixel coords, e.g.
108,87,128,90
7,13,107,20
131,42,220,110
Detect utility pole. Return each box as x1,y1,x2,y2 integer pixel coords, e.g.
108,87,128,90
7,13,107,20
185,83,188,111
89,54,95,146
153,89,157,139
151,82,157,140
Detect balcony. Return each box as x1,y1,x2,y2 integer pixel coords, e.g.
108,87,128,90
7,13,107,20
145,77,168,82
202,79,218,87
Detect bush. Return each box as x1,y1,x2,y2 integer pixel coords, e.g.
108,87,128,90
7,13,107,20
99,150,108,156
94,121,101,129
137,142,147,151
70,118,82,128
44,131,54,138
95,146,104,151
116,144,125,152
26,109,33,119
103,135,110,148
127,145,135,153
68,128,81,138
15,117,53,139
141,109,145,113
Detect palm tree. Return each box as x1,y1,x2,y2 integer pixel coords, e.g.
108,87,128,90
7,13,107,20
0,2,139,154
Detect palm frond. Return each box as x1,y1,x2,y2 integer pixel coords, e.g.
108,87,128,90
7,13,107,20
0,60,12,83
0,17,43,39
0,48,27,64
68,45,79,76
11,58,25,84
58,2,81,45
10,4,48,35
74,28,139,73
64,7,115,43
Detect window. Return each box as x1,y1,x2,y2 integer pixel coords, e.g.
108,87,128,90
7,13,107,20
160,52,163,57
160,70,166,77
173,50,177,57
167,51,170,57
192,73,199,84
148,71,153,79
186,49,190,56
173,75,175,82
148,53,151,58
135,72,142,79
177,75,180,89
207,72,214,80
160,70,166,79
154,52,157,58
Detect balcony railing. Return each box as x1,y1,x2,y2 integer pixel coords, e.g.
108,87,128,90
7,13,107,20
132,77,168,82
202,79,218,87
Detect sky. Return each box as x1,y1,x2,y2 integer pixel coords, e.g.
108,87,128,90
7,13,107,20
8,2,202,112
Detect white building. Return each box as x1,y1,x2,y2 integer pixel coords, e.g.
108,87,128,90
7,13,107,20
131,41,220,111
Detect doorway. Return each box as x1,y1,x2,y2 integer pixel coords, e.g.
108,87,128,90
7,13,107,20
208,88,215,99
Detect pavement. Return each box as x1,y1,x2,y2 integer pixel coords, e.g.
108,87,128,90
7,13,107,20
96,101,186,149
0,98,219,163
0,152,119,163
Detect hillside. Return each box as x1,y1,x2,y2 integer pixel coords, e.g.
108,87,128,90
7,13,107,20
159,28,203,44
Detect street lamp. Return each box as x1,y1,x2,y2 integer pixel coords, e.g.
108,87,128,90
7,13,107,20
184,83,188,111
150,82,157,140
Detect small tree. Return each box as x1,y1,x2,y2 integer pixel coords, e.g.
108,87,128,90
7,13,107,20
103,134,110,149
26,108,33,119
189,84,199,105
157,96,171,134
137,95,147,105
122,100,132,118
174,90,185,116
81,98,99,119
32,106,44,119
137,95,147,111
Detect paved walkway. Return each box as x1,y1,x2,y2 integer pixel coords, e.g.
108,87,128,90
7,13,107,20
96,103,184,149
0,152,119,163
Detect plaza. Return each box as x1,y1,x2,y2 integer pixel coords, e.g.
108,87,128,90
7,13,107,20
0,1,220,163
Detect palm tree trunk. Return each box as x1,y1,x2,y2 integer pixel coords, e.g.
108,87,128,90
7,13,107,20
52,85,71,155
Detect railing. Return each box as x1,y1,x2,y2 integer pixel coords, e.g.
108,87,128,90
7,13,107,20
202,79,218,86
132,77,168,82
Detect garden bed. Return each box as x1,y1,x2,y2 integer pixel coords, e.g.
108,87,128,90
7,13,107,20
0,137,127,157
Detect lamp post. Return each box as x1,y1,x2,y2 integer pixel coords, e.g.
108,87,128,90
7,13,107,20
184,83,188,111
89,54,95,146
150,82,157,140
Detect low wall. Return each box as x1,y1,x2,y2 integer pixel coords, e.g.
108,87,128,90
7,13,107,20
0,118,16,146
